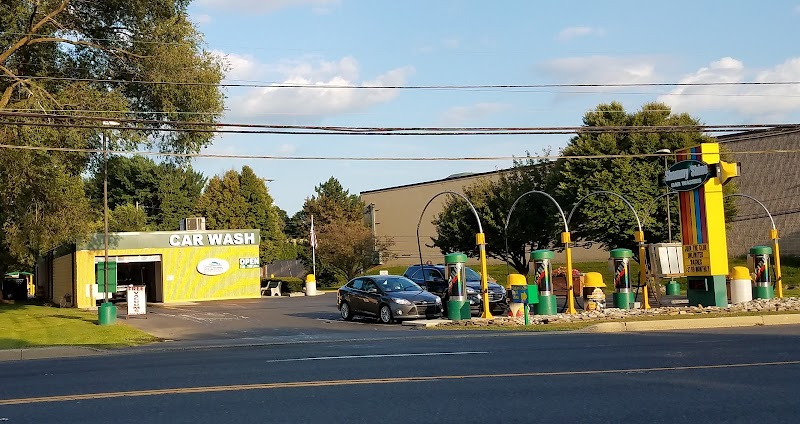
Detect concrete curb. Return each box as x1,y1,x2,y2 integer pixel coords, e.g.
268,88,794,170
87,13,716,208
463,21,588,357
582,314,800,333
402,319,449,328
0,346,107,362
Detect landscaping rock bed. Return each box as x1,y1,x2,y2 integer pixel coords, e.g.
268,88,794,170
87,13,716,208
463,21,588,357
435,297,800,328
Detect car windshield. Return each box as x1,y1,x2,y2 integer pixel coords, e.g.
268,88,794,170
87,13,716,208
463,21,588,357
465,267,482,281
380,277,422,292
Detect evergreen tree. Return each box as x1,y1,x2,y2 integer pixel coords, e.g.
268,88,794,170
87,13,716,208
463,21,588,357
195,167,286,264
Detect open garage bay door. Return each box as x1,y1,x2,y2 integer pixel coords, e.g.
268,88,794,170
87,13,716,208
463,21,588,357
94,255,163,302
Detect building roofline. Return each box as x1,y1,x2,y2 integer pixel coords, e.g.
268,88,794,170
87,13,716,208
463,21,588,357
360,168,510,195
716,125,800,143
361,127,800,196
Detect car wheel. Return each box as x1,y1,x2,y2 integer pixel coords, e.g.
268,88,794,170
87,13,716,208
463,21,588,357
492,303,507,314
378,304,393,324
340,301,353,321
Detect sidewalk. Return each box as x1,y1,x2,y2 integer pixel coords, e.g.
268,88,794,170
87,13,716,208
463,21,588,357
0,346,107,361
582,313,800,333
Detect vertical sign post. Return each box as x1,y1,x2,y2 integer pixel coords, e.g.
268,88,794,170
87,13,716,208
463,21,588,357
667,142,738,306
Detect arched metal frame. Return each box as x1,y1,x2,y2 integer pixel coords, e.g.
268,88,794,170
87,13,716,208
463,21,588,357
416,191,484,271
723,194,776,230
416,191,493,317
502,190,569,276
724,193,782,298
567,190,643,233
566,190,648,308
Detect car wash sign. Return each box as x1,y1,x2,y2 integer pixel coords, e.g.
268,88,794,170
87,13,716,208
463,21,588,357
664,160,713,192
169,232,257,247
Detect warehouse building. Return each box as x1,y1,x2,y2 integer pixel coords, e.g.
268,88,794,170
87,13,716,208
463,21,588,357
361,128,800,265
37,226,261,308
360,171,607,265
720,127,800,257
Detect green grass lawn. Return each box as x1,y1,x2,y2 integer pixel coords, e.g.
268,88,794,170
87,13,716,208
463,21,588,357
0,303,159,350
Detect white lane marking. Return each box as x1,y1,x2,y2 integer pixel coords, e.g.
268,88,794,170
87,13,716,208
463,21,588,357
265,351,488,363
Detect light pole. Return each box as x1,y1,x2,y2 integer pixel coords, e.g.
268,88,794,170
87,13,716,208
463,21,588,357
99,121,119,325
656,149,672,241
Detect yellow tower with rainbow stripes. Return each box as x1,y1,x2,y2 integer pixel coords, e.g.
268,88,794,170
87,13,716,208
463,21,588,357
667,142,738,306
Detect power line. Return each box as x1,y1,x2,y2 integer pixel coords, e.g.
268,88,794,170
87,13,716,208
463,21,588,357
1,111,796,135
5,74,800,91
1,142,799,161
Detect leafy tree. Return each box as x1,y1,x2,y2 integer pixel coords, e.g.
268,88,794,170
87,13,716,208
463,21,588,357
86,156,206,231
154,163,206,231
196,170,248,230
1,0,225,154
302,177,363,229
86,155,159,213
239,166,285,263
280,209,305,240
432,153,560,274
195,166,286,264
318,218,395,281
298,177,393,284
0,147,96,266
551,102,722,256
0,1,224,265
109,203,148,232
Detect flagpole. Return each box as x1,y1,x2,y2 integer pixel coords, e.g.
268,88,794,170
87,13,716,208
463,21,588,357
311,214,316,276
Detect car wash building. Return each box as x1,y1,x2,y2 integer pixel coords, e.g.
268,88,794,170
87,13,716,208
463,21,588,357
37,228,261,309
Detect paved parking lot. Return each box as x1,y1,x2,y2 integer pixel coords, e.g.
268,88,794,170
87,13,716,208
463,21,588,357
119,293,412,344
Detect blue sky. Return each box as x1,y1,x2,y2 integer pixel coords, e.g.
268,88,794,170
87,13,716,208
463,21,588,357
187,0,800,215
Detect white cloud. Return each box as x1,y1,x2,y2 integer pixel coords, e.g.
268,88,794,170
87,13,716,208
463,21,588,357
556,26,605,41
539,55,661,85
192,14,213,25
213,51,265,81
439,103,510,126
197,0,339,14
277,143,296,154
658,57,800,120
218,54,415,121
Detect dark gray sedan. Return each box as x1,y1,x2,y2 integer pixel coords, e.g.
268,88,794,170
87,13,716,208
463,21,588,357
337,275,443,323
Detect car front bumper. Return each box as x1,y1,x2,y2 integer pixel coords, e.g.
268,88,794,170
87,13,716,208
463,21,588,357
467,291,506,309
391,302,443,320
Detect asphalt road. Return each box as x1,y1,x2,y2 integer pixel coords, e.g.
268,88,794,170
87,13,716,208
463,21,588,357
1,325,799,423
120,293,411,347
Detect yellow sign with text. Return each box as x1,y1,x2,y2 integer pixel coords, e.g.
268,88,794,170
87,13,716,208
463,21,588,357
683,244,711,274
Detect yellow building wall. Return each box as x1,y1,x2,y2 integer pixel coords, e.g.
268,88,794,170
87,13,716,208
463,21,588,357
74,245,260,308
52,254,73,306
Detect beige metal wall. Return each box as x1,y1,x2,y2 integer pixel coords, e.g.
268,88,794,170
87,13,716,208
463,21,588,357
362,174,489,265
721,129,800,257
361,172,608,266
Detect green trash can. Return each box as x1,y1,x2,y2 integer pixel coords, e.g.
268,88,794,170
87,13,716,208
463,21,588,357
98,302,117,326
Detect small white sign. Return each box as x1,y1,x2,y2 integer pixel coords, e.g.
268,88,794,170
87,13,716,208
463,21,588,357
197,258,230,276
239,257,260,269
127,285,146,316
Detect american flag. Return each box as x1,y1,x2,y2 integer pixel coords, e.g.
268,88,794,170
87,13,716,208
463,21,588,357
309,215,318,249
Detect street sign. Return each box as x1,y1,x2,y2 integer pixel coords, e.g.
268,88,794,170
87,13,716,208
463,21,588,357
126,285,147,318
664,159,713,192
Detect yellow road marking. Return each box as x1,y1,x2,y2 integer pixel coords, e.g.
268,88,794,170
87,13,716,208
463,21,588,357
2,359,799,405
